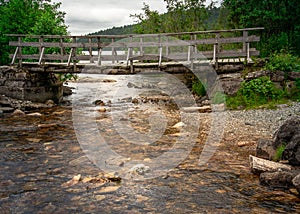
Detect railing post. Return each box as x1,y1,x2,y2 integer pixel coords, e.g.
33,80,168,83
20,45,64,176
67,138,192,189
72,36,77,68
194,34,198,61
38,36,44,65
18,36,22,67
89,38,94,63
127,36,134,72
60,37,64,63
158,35,163,67
140,37,144,55
212,33,220,67
112,37,115,64
97,37,102,66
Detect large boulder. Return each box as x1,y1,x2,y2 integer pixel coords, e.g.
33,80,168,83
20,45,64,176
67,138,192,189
282,134,300,165
256,117,300,165
273,117,300,149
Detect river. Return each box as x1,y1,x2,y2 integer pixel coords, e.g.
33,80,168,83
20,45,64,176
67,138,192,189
0,73,299,213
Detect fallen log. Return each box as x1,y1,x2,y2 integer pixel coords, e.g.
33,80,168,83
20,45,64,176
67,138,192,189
249,155,292,174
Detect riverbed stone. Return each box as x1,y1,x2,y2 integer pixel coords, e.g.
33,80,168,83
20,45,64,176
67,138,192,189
260,171,295,189
11,109,25,116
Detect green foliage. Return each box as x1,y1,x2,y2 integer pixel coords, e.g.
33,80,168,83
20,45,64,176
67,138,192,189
227,77,285,109
0,0,68,65
264,52,300,72
192,80,206,97
222,0,300,56
273,144,286,162
58,73,78,82
131,1,215,34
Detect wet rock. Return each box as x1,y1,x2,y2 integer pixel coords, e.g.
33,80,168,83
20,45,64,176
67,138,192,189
292,174,300,193
11,109,25,117
256,139,276,160
260,171,296,189
23,182,38,192
94,99,105,106
61,174,81,188
0,107,14,113
282,134,300,165
27,112,42,117
129,164,150,176
98,107,107,113
0,95,12,107
182,106,212,113
63,86,73,96
45,100,55,107
95,195,106,201
132,98,139,104
127,82,140,89
238,141,255,147
102,79,117,83
172,122,185,129
98,186,120,194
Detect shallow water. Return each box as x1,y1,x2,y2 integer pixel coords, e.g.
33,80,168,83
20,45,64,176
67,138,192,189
0,73,299,213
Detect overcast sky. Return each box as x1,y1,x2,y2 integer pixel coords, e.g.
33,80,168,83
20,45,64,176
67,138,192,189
52,0,168,35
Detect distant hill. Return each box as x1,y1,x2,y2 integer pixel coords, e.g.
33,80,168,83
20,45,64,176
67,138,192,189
88,24,136,36
87,7,221,36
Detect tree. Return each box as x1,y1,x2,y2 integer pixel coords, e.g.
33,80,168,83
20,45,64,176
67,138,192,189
131,0,210,34
0,0,68,65
222,0,300,56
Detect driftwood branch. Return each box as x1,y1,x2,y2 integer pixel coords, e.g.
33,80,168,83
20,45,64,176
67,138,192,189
249,155,292,174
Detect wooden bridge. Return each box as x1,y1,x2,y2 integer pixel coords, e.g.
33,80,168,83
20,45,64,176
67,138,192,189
8,27,264,73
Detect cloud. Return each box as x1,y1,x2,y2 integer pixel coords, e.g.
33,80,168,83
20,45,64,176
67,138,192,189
52,0,167,35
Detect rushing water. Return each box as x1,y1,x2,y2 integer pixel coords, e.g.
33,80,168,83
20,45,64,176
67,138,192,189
0,73,299,213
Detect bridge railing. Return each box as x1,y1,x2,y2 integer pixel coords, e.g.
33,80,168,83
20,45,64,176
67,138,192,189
8,27,264,67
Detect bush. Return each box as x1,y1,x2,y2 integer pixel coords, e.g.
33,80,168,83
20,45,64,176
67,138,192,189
227,77,285,109
264,52,300,72
192,80,206,97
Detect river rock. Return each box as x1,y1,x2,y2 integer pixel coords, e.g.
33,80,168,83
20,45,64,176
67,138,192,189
0,107,15,113
260,171,295,189
11,109,25,116
129,164,150,176
282,134,300,165
27,112,43,117
292,174,300,193
63,86,73,96
256,139,276,160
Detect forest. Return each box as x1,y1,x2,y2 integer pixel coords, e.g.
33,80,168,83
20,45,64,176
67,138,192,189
0,0,300,66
